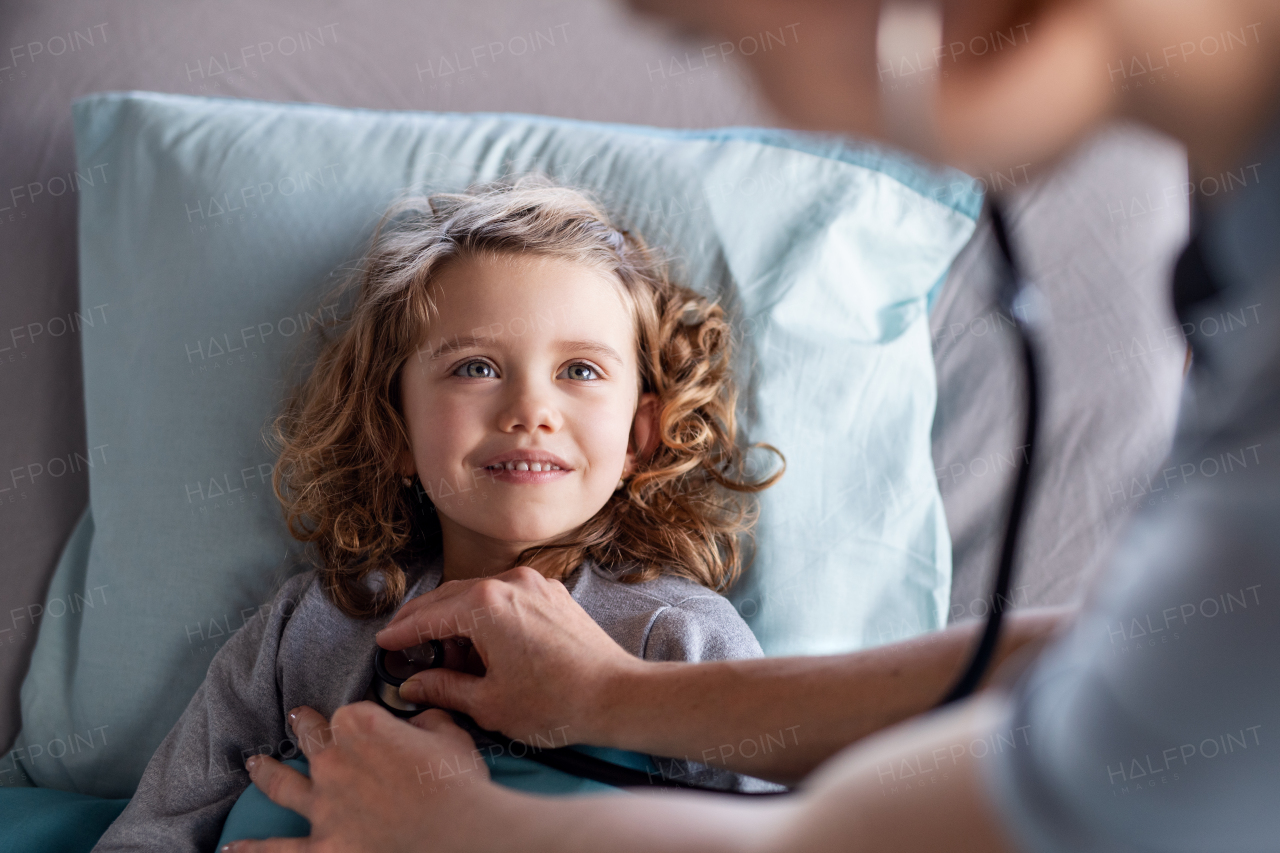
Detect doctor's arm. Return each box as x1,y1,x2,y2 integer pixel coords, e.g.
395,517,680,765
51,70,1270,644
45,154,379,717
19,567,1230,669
230,696,1018,853
376,568,1069,784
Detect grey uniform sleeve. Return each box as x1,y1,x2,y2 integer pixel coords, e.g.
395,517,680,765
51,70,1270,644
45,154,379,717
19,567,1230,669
977,162,1280,852
642,592,786,793
980,480,1278,853
91,572,313,853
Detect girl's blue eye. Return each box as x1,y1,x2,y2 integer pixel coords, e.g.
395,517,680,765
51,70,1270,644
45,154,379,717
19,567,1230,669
456,360,496,379
565,363,599,381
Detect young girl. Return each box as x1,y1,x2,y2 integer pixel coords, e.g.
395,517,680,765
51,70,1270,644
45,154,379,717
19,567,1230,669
92,177,785,852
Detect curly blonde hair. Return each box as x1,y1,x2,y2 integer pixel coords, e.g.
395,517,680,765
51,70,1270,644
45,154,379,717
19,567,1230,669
271,177,785,619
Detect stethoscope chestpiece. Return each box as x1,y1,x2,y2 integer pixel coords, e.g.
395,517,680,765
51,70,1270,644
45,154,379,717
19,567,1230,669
370,639,445,718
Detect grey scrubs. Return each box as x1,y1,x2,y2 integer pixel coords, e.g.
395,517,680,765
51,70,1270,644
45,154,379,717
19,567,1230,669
980,119,1280,851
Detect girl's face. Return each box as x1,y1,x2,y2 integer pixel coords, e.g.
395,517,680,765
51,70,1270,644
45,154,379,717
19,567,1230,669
398,251,659,581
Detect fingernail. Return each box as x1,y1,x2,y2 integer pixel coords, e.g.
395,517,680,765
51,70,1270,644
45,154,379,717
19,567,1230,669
245,755,260,772
287,708,299,723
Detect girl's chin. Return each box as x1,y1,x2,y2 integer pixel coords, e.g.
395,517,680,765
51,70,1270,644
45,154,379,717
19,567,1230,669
448,508,592,542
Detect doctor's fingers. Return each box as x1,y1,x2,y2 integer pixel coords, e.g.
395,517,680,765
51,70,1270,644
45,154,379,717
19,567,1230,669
400,667,484,716
408,707,493,770
376,576,492,648
226,836,319,853
378,565,565,648
225,840,310,853
402,666,565,745
378,573,483,640
242,754,314,821
288,705,340,757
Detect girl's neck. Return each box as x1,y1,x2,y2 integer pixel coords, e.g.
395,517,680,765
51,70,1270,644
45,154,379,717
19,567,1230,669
437,516,571,583
440,550,513,583
440,551,571,584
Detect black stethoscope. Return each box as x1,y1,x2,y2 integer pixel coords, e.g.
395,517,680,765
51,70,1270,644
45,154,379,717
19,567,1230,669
937,199,1042,705
368,196,1041,794
370,639,447,717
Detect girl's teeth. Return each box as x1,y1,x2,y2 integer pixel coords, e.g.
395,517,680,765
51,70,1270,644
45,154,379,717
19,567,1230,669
487,462,563,472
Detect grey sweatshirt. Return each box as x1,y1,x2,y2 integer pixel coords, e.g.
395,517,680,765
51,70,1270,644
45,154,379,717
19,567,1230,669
92,553,767,852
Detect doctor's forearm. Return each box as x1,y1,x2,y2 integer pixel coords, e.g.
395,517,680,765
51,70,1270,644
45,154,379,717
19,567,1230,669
492,696,1016,853
592,607,1069,783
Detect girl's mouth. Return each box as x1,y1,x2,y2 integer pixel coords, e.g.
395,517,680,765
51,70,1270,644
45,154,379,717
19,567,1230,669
481,461,570,484
485,461,564,472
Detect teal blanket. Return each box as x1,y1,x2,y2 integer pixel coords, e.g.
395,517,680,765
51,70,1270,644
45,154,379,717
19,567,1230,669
1,747,652,851
0,788,129,853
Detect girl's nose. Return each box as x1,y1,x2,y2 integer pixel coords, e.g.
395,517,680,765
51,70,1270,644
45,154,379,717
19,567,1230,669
497,377,563,434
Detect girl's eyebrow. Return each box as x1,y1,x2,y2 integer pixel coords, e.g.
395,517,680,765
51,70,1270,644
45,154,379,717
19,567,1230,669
561,340,625,366
426,334,490,360
427,334,624,366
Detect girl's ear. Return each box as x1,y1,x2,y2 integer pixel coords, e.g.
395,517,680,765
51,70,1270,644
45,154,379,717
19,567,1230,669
625,393,662,474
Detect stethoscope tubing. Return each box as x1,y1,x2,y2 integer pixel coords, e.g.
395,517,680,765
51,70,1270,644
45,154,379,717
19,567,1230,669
936,197,1041,707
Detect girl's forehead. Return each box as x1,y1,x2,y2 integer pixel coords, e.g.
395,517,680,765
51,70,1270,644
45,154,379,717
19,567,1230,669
421,252,638,353
421,331,629,373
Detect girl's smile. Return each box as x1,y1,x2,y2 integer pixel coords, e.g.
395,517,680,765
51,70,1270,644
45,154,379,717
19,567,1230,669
482,466,572,484
479,448,574,482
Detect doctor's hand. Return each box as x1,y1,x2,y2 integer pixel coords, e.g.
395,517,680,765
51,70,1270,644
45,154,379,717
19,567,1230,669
376,566,643,747
225,703,496,853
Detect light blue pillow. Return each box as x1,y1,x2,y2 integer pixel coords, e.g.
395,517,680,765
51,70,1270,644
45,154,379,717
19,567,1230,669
13,91,979,798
